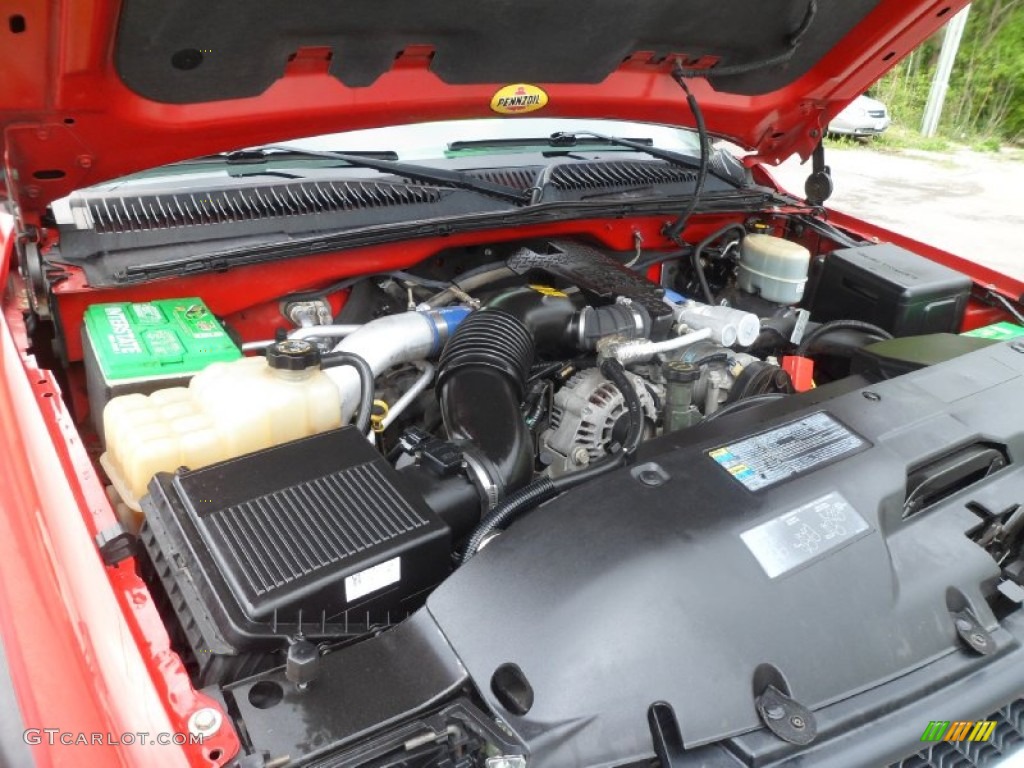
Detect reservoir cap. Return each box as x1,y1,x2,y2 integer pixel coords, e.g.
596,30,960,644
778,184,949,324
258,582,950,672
266,339,321,371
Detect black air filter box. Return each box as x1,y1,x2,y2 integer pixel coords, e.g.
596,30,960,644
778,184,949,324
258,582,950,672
809,244,972,336
140,428,450,661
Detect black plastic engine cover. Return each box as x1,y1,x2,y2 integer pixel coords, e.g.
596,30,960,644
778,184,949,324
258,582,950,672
426,342,1024,767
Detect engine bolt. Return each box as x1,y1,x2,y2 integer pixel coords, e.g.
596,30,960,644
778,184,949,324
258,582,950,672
571,447,591,466
639,470,660,486
790,715,806,729
187,707,223,738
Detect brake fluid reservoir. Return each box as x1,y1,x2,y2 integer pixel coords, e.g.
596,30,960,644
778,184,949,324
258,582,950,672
100,340,343,512
738,233,811,304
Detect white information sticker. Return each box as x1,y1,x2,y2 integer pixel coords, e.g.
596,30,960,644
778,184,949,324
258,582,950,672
345,557,401,602
741,492,870,578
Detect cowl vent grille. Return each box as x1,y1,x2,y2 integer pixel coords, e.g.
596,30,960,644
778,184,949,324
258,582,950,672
550,161,697,191
466,167,537,191
87,181,443,234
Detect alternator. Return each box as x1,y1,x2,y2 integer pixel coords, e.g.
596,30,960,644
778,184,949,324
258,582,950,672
541,368,657,474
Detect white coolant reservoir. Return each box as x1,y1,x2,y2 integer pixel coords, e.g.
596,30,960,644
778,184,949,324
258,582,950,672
100,340,343,513
738,233,812,304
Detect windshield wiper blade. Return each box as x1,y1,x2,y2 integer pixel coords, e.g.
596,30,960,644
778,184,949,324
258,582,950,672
223,148,400,163
447,136,654,151
236,146,530,204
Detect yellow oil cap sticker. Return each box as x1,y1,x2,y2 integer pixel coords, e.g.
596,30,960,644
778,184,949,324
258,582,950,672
490,84,549,115
528,284,568,297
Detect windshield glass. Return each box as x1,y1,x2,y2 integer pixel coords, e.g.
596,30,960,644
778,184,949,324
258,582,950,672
275,118,701,160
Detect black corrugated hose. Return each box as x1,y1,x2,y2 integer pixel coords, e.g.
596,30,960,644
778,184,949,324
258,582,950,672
320,351,375,434
796,319,893,357
436,309,536,498
459,358,645,564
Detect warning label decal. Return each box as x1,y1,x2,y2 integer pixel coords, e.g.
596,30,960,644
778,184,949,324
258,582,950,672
708,411,867,492
741,491,870,578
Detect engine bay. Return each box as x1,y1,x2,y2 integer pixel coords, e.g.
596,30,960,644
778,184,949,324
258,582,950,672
18,208,1024,765
37,215,988,688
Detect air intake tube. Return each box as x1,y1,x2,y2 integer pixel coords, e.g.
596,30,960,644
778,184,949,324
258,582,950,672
435,309,536,507
485,285,650,354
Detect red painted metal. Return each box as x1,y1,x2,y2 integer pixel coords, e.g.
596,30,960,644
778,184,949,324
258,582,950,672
2,202,1018,768
1,224,239,767
51,215,682,361
2,1,1021,761
0,0,970,227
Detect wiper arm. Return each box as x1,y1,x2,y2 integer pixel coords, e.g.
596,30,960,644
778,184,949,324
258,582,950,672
239,146,530,205
529,131,733,204
548,131,723,178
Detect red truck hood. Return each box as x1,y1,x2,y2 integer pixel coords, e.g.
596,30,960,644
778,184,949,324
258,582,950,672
2,0,965,224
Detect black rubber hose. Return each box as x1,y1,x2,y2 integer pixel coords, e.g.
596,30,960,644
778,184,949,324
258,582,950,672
459,358,644,563
320,351,375,433
437,309,536,499
663,72,709,241
796,319,893,356
691,223,747,305
599,358,645,455
702,392,788,424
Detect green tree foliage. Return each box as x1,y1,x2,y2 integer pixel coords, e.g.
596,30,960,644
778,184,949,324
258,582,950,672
874,0,1024,143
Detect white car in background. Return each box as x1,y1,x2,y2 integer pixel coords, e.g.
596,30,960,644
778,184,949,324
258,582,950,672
829,93,892,138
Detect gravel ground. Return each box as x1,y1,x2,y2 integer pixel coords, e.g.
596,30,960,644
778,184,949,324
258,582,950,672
766,144,1024,281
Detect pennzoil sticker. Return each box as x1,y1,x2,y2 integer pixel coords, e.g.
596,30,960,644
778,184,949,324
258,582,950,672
490,84,549,115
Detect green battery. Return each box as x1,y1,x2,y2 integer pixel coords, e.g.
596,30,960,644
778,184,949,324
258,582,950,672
962,321,1024,341
82,298,241,439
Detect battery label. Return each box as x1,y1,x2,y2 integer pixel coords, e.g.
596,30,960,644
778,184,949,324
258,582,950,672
741,491,870,578
84,298,240,381
708,412,867,492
